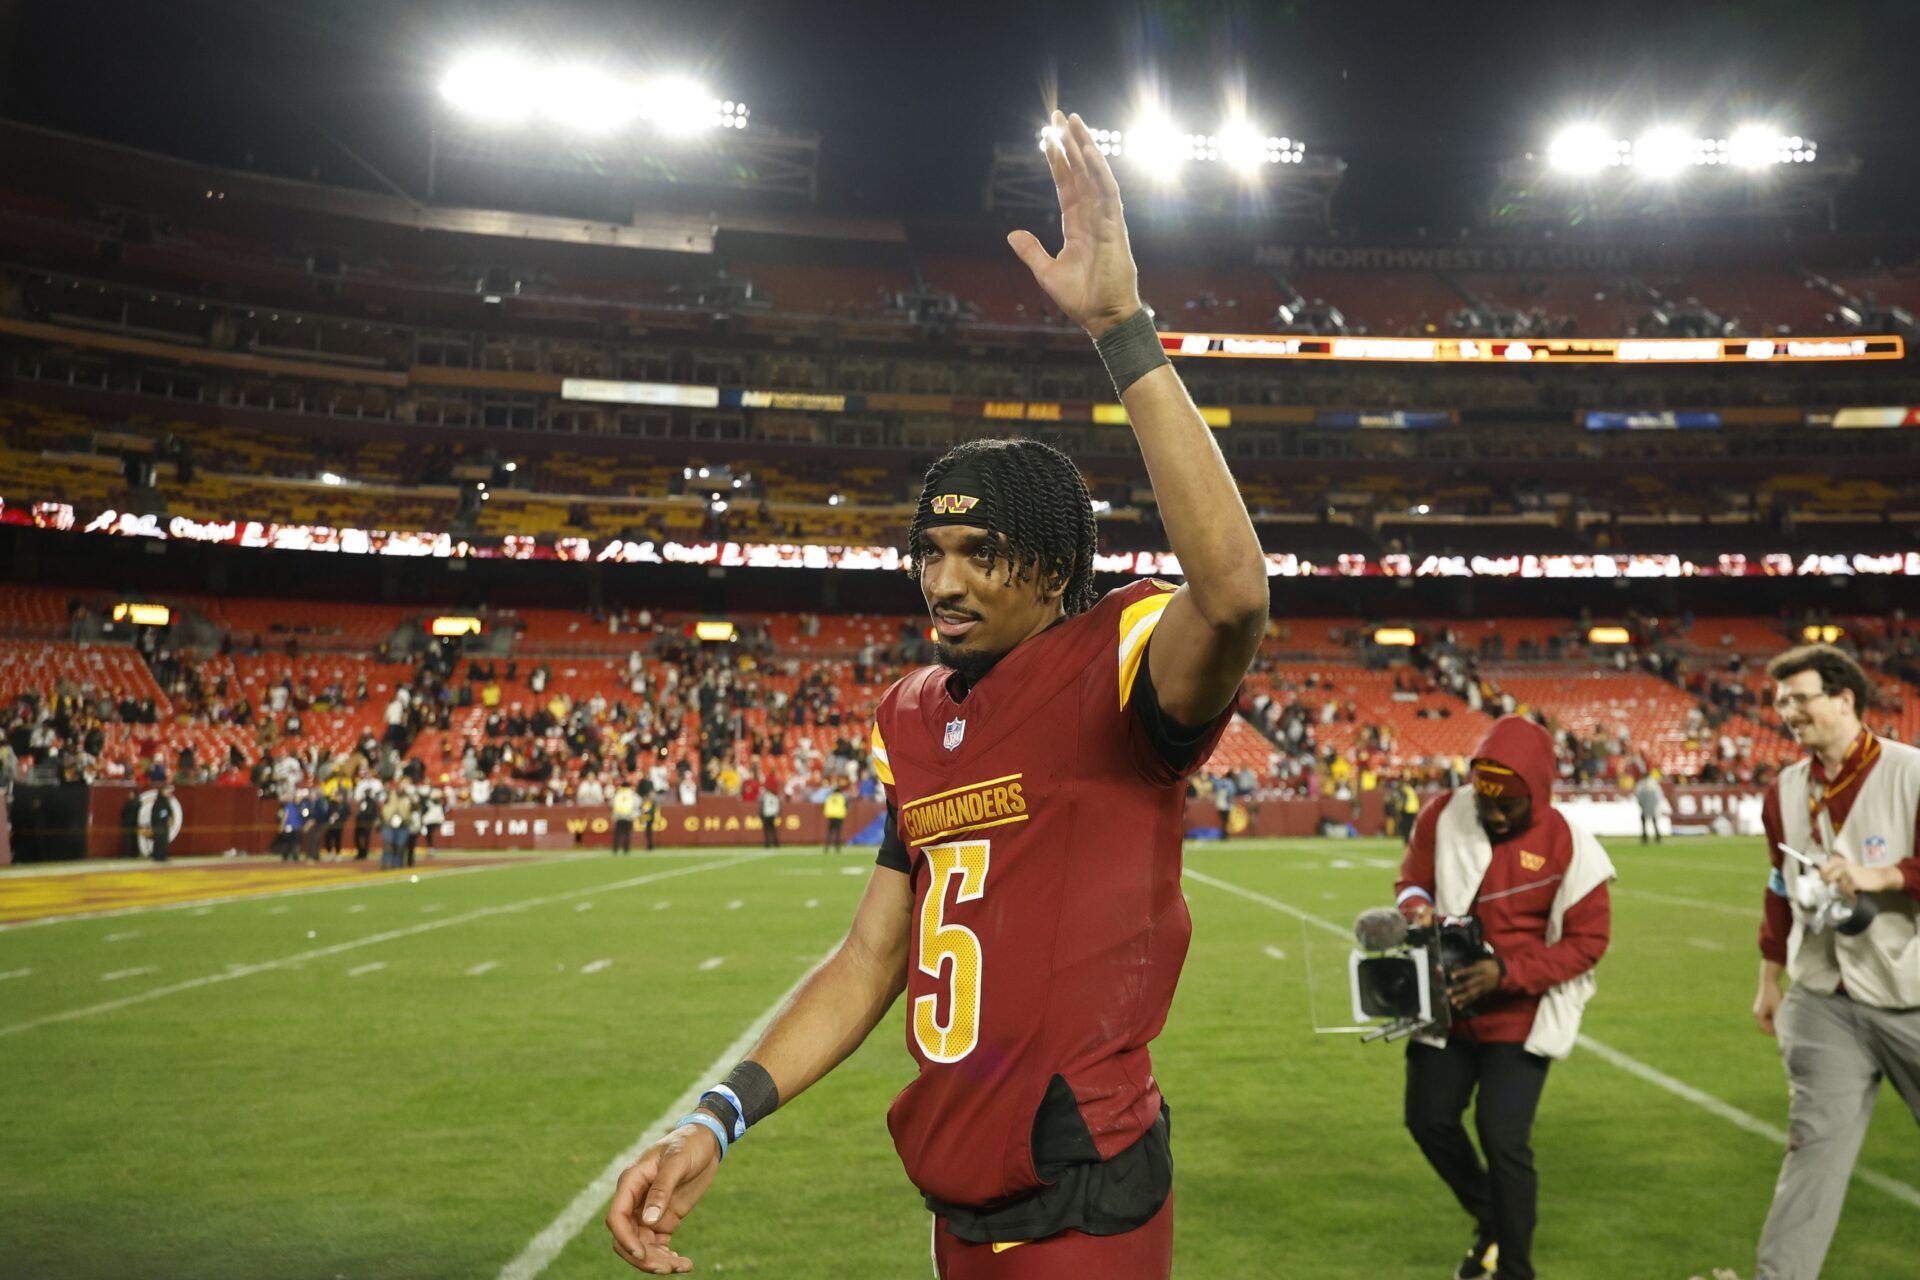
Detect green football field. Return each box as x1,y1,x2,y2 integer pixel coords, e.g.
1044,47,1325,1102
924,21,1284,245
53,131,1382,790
3,838,1915,1279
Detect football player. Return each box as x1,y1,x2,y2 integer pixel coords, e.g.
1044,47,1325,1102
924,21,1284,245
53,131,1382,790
607,110,1268,1278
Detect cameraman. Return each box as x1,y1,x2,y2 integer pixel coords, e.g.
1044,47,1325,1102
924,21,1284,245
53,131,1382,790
1751,645,1920,1280
1394,716,1615,1280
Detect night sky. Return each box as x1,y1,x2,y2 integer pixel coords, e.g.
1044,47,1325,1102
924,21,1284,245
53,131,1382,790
3,0,1917,233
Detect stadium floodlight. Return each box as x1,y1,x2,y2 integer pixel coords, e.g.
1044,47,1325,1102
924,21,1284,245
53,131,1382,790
1216,122,1272,174
543,65,642,134
1728,123,1816,168
1631,128,1695,177
439,52,541,124
439,54,748,135
642,77,724,135
1548,125,1620,173
1124,114,1191,179
1032,119,1302,171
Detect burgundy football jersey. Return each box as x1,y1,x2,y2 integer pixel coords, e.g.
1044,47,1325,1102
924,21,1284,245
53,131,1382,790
870,579,1227,1207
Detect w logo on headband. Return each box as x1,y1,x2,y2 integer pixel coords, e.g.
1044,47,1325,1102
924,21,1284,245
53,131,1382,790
930,494,980,516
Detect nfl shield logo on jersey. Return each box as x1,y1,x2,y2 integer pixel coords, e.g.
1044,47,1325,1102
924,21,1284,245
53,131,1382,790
943,718,967,752
1864,834,1889,865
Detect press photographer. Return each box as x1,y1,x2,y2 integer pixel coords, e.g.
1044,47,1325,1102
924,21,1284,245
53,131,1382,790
1393,716,1616,1280
1751,644,1920,1280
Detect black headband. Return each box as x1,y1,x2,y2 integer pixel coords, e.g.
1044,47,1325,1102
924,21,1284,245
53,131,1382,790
917,463,996,530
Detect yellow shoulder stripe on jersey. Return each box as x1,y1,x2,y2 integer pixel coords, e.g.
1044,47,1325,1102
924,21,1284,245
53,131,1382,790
870,721,895,787
1118,588,1176,711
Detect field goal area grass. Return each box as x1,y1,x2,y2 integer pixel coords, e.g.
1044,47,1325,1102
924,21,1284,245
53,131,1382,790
1,836,1914,1279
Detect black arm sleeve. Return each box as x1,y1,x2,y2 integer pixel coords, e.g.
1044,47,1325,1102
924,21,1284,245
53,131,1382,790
1132,640,1219,774
874,801,909,872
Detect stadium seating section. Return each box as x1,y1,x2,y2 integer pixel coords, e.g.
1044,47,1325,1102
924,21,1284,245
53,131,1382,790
8,580,1915,788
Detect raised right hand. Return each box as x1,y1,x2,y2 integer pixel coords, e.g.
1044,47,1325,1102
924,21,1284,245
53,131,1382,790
606,1122,722,1274
1753,981,1783,1037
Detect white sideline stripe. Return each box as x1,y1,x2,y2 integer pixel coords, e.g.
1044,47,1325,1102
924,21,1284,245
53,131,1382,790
105,930,142,943
726,899,744,910
1262,945,1287,961
1687,937,1727,952
346,904,367,914
580,959,613,974
0,854,770,1040
698,956,725,971
0,968,32,981
0,851,611,932
1577,1034,1920,1211
497,951,828,1280
1180,867,1920,1213
101,966,156,982
575,902,594,912
466,961,500,976
347,962,387,978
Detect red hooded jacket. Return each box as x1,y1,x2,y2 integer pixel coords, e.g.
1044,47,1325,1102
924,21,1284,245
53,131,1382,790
1395,716,1612,1044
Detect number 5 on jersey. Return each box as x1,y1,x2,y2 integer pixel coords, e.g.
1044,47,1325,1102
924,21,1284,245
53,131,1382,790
913,840,992,1063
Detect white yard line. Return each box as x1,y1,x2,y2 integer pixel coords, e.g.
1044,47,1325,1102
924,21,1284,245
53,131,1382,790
698,956,726,971
579,959,613,975
465,961,500,977
347,962,387,978
0,854,771,1040
1180,866,1920,1213
100,966,156,982
496,951,827,1280
0,968,32,980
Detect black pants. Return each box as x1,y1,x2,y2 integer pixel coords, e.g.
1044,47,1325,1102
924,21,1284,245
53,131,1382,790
612,819,632,855
354,826,372,860
1405,1039,1550,1280
762,819,781,848
824,817,843,851
1640,811,1661,844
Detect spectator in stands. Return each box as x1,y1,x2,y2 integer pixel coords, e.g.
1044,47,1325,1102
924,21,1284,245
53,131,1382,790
638,787,660,852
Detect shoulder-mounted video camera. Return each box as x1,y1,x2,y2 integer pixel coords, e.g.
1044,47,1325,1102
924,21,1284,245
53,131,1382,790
1348,907,1493,1042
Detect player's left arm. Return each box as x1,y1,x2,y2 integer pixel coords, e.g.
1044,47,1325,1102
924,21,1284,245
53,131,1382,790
1009,110,1267,725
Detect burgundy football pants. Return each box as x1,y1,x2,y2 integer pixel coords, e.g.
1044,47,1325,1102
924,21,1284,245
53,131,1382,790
931,1193,1173,1279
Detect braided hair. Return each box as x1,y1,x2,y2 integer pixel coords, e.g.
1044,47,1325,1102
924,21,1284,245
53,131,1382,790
906,438,1099,616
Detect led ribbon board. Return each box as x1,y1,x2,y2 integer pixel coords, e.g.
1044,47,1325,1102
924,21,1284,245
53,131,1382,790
1161,333,1905,364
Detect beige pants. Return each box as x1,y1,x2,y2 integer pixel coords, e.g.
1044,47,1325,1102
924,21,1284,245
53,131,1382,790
1756,986,1920,1279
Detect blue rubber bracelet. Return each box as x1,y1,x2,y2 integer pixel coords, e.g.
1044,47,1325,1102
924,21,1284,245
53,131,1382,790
679,1111,728,1161
709,1085,748,1140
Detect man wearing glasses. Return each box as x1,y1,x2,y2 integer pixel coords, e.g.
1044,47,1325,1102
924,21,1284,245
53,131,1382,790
1752,644,1920,1280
